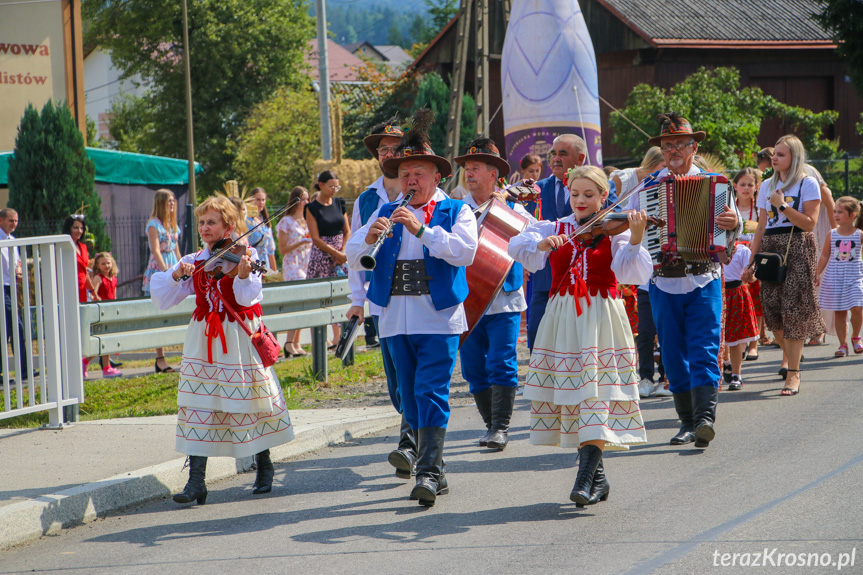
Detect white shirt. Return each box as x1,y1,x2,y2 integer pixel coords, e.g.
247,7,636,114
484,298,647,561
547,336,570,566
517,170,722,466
723,244,751,282
626,165,739,295
508,214,653,287
150,246,263,310
463,191,536,314
0,228,17,287
347,176,403,316
757,175,820,231
346,190,478,337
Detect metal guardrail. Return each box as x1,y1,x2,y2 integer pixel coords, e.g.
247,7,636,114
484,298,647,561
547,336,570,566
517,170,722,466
79,277,353,380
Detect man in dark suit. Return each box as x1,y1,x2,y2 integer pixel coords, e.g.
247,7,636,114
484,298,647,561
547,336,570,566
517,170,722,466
525,135,618,350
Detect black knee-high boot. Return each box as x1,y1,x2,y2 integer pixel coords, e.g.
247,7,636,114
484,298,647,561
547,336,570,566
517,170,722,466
410,427,448,507
252,449,274,494
670,390,696,445
692,385,718,448
473,387,494,446
569,445,602,506
173,456,208,505
388,414,418,479
486,385,517,451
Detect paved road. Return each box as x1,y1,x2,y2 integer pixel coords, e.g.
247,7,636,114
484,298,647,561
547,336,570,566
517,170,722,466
3,343,862,575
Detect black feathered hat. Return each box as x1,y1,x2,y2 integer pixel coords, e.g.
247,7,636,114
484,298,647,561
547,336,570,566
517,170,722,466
381,108,452,179
453,137,511,178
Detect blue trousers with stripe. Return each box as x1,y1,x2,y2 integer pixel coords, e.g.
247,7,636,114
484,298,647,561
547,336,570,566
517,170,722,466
459,311,520,394
386,333,459,429
372,315,400,411
649,279,723,393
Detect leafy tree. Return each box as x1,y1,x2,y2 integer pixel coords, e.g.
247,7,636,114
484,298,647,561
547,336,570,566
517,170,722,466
7,101,109,250
411,72,476,154
609,67,839,167
83,0,315,192
415,0,458,44
814,0,863,99
232,88,321,204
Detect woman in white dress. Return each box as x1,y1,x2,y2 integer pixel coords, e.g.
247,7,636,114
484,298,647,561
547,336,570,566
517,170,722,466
150,196,295,505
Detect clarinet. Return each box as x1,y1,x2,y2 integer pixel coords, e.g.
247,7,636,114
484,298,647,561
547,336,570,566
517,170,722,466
359,190,415,270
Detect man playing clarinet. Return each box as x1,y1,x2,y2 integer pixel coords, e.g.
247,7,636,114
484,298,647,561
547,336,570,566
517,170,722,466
455,138,535,450
346,109,478,507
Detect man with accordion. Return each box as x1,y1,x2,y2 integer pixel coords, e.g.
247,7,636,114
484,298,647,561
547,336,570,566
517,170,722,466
625,113,740,450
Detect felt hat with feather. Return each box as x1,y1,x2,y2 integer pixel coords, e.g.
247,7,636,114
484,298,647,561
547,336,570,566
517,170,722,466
381,108,452,179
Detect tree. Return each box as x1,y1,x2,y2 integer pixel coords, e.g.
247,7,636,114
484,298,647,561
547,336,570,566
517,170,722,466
83,0,315,192
232,88,321,204
814,0,863,99
412,72,476,154
609,67,839,167
415,0,458,44
7,101,109,250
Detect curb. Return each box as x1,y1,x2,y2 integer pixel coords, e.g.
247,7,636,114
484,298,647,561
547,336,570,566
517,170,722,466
0,411,400,551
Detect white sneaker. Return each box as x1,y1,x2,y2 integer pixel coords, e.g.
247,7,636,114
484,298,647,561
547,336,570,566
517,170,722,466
653,381,673,396
638,378,654,398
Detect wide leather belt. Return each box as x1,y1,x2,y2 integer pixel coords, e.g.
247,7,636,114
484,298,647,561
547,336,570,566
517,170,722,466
391,259,432,296
725,280,743,289
654,260,718,278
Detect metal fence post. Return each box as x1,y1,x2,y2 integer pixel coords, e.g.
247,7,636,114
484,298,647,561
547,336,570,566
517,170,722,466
311,325,328,381
844,152,850,195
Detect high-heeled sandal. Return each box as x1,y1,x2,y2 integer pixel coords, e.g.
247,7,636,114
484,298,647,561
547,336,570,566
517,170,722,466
154,356,175,373
780,369,800,396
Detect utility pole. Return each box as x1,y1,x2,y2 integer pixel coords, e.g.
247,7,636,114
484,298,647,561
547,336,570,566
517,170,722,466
181,0,197,231
474,0,489,136
316,0,332,161
444,0,473,168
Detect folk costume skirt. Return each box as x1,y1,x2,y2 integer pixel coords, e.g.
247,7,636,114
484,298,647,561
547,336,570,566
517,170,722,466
724,284,759,347
176,315,294,458
524,292,647,450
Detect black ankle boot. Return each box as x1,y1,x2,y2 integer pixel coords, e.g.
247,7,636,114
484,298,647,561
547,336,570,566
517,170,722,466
388,414,417,480
670,390,696,445
486,385,517,451
252,449,274,494
473,388,494,446
569,444,603,505
585,457,610,507
410,427,448,507
693,385,718,448
173,456,208,505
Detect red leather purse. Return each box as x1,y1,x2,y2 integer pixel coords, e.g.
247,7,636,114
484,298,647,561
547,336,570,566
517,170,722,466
211,290,280,368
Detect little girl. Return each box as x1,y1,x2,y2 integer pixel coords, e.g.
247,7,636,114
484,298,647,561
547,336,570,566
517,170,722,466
508,166,652,508
734,167,765,358
817,196,863,356
90,253,122,379
721,243,759,390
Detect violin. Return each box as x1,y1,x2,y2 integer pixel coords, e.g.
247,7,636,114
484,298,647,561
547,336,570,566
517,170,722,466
505,180,541,205
572,210,665,243
204,237,269,279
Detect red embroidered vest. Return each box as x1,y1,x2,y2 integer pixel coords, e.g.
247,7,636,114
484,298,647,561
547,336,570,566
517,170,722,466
548,221,618,316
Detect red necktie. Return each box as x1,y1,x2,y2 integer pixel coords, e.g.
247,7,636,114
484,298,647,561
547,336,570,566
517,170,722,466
422,200,437,224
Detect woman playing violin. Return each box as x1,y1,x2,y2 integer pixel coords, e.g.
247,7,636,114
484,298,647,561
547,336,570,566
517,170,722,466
150,196,295,507
508,166,653,509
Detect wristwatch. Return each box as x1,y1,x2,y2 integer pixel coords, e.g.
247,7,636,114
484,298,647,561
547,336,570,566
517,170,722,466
778,203,789,212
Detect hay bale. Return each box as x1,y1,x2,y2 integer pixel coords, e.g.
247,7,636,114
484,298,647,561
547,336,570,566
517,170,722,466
312,158,382,200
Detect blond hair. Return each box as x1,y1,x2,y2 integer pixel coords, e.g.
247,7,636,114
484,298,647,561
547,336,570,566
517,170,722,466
835,196,863,230
93,252,119,279
150,189,178,233
194,196,240,232
565,166,609,194
767,135,807,195
639,146,664,171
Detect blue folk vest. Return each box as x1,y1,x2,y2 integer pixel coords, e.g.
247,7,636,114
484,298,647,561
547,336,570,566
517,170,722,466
502,199,524,293
366,198,469,311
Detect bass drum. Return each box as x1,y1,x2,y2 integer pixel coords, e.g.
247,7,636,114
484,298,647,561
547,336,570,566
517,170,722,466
460,198,530,346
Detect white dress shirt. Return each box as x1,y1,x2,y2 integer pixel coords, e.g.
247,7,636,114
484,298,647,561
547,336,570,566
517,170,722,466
346,190,478,337
0,228,17,287
348,176,402,316
626,165,739,294
150,246,263,310
463,192,536,314
508,214,653,287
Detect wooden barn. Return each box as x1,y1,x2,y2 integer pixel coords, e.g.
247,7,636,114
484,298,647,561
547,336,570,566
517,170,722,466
411,0,863,163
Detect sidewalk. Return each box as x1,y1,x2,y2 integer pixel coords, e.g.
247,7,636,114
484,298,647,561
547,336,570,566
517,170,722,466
0,406,400,551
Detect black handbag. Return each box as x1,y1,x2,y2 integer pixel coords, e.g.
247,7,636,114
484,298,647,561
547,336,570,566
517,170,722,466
754,226,793,283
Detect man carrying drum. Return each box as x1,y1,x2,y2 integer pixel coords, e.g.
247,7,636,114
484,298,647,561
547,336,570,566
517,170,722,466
455,138,536,451
346,109,478,507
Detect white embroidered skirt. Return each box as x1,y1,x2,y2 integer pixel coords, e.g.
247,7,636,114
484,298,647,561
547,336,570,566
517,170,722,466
175,316,294,458
525,292,647,449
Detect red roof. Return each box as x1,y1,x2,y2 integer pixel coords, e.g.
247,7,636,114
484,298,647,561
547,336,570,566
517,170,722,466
306,39,364,82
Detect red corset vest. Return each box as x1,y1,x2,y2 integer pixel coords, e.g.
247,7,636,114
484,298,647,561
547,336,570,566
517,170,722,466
192,260,263,364
548,221,618,316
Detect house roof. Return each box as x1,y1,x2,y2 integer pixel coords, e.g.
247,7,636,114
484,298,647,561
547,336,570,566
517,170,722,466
376,45,413,66
305,39,364,82
345,41,388,61
596,0,836,48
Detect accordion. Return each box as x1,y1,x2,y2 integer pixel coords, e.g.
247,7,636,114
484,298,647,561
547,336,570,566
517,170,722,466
639,174,737,276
